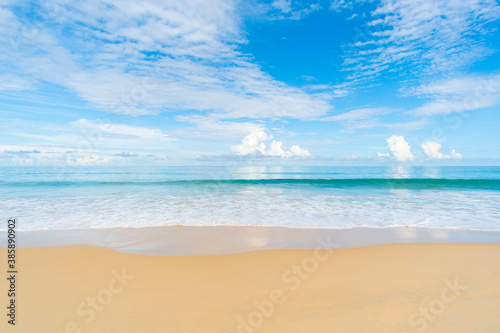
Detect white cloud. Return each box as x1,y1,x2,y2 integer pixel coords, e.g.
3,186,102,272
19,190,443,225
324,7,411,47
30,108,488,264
231,130,310,158
322,107,429,131
72,119,170,140
173,115,265,142
421,141,444,159
8,119,176,159
231,130,270,156
323,107,392,121
409,74,500,116
385,135,415,162
0,0,332,120
377,152,390,158
267,1,321,20
384,119,430,131
343,0,500,82
0,145,114,166
271,0,292,13
289,145,310,157
113,152,138,157
0,75,34,91
330,0,354,12
450,149,463,159
378,136,463,162
422,141,462,159
267,140,286,157
304,82,354,98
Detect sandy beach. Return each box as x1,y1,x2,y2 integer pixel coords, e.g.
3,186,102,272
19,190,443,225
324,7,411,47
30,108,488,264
1,241,499,333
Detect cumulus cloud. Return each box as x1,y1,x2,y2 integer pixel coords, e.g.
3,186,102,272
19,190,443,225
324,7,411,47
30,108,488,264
378,136,463,161
231,130,270,156
421,142,444,159
449,149,463,159
231,130,310,158
289,145,310,158
422,142,462,159
267,140,286,157
385,135,416,162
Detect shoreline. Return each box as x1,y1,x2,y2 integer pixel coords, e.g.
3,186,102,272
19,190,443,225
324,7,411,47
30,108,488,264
1,225,499,255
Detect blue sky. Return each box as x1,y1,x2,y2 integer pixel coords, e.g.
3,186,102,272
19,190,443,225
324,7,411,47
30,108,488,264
1,0,500,166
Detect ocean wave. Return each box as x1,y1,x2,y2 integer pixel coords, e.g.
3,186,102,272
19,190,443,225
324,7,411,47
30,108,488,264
1,178,500,190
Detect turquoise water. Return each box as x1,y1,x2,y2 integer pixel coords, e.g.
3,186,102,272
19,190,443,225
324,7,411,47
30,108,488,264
1,166,499,230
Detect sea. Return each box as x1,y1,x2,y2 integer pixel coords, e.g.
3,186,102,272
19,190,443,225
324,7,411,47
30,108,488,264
0,166,499,231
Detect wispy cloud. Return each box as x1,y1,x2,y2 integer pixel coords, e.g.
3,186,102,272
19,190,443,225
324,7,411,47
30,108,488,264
0,0,332,120
0,75,34,91
330,0,355,13
408,73,500,116
267,0,321,20
323,107,392,121
173,115,265,142
3,149,41,157
8,119,175,158
113,152,138,158
342,0,500,83
72,119,170,141
322,107,429,130
0,145,113,166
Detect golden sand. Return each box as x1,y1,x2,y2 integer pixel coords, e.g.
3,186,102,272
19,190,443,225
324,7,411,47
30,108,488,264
1,243,500,332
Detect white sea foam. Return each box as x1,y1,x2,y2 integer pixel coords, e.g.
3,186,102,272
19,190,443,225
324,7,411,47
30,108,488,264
2,166,500,231
2,189,500,231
